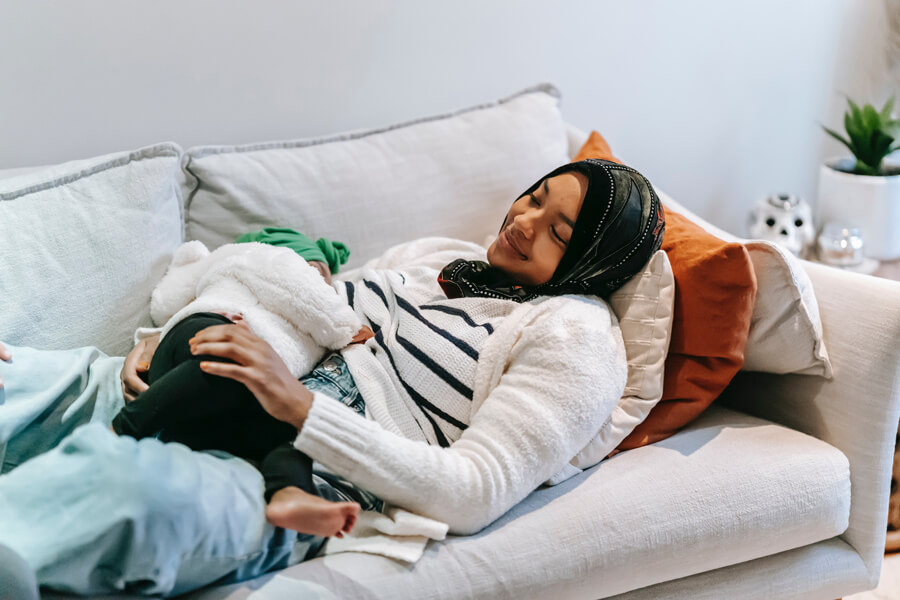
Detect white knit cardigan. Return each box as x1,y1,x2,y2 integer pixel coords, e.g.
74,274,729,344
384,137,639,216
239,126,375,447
294,241,628,535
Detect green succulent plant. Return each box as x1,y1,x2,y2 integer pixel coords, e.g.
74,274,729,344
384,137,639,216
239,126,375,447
822,96,900,176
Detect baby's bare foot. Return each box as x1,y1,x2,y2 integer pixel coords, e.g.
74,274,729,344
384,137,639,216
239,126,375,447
266,486,360,538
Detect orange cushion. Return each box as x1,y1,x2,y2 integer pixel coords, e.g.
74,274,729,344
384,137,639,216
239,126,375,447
572,130,622,164
572,131,757,450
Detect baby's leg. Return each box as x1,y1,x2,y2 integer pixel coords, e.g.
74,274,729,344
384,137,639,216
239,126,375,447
111,313,251,446
261,444,359,538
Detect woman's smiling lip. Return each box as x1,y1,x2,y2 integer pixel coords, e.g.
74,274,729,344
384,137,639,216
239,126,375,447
499,229,527,259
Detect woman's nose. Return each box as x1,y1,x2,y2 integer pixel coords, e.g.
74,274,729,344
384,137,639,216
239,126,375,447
512,212,534,238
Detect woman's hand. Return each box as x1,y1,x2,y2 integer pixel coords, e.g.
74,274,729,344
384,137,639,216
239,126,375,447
189,320,314,430
0,341,11,389
121,334,160,403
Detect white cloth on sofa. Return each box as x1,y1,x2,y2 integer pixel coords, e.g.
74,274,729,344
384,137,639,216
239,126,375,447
143,240,362,378
322,505,449,563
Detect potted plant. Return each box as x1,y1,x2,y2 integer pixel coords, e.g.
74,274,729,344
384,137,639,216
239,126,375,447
818,96,900,260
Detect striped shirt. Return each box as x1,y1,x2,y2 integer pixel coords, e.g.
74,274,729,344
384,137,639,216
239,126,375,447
333,263,518,447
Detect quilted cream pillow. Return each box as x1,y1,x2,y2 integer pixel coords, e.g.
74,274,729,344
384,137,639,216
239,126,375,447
0,143,184,355
570,250,675,469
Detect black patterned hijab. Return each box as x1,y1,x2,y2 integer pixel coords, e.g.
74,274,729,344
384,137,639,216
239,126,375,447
438,159,665,302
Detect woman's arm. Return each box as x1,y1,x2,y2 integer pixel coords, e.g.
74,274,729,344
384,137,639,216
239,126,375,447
188,302,626,534
294,303,625,534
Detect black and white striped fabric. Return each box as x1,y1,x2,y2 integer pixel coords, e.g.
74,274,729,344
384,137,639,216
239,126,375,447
333,265,517,447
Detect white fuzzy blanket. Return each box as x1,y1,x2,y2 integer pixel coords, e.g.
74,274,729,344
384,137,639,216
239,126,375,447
149,240,362,378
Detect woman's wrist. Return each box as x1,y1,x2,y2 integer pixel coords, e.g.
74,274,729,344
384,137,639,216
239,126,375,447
288,381,315,432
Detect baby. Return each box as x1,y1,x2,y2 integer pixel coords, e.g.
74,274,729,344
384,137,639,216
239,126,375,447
112,229,369,539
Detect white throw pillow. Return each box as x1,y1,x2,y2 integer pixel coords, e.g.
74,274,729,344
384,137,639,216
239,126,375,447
569,250,676,470
0,143,184,355
656,190,832,378
740,240,832,377
182,84,570,270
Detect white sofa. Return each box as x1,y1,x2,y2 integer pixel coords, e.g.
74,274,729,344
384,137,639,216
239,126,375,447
3,86,899,599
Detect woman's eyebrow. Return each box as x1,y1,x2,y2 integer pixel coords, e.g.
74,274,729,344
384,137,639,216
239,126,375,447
544,179,576,228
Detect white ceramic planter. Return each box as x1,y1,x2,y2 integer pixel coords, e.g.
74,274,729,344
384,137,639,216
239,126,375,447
816,157,900,260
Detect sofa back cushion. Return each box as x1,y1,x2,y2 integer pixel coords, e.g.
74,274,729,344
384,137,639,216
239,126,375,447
182,84,570,269
0,143,184,355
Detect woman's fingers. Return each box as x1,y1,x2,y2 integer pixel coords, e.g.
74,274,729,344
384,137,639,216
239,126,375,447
122,371,149,395
189,323,257,364
189,323,248,346
122,377,144,403
122,387,137,404
189,341,254,365
0,340,7,388
198,360,254,387
121,339,151,403
138,338,159,366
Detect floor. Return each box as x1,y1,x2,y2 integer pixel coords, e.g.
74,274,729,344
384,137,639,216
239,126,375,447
847,554,900,599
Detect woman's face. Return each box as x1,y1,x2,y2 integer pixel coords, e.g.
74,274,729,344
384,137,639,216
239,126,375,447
486,171,588,286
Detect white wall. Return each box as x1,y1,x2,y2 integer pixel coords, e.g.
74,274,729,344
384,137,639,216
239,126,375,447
0,0,892,234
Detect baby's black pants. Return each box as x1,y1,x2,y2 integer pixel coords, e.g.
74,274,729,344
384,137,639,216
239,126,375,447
112,312,314,502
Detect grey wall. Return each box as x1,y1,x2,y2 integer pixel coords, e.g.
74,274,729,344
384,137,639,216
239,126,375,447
0,0,893,235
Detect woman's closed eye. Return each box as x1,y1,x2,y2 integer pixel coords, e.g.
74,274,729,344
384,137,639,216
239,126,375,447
529,194,568,246
553,227,568,246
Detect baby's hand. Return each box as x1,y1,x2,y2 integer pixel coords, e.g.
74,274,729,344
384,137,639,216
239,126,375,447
350,326,375,345
210,310,244,323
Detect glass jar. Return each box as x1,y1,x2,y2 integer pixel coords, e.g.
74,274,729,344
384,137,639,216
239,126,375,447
816,223,865,267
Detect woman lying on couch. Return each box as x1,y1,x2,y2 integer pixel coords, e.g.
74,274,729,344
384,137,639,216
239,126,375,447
0,158,664,598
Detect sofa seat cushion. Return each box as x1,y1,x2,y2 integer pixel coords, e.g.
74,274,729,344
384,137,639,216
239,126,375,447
189,405,851,600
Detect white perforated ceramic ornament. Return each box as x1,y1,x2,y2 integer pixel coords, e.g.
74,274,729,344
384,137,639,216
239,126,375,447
747,193,816,257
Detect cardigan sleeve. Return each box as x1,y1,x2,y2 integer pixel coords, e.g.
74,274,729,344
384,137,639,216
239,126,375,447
294,299,627,535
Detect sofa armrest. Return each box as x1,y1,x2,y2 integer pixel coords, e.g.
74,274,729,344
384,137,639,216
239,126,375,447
721,259,900,586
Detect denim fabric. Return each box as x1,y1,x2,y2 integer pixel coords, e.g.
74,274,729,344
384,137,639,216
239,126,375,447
300,353,384,513
0,344,126,474
0,343,381,597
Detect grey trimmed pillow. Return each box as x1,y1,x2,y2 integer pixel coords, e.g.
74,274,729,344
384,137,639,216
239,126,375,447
182,84,570,269
0,143,184,355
